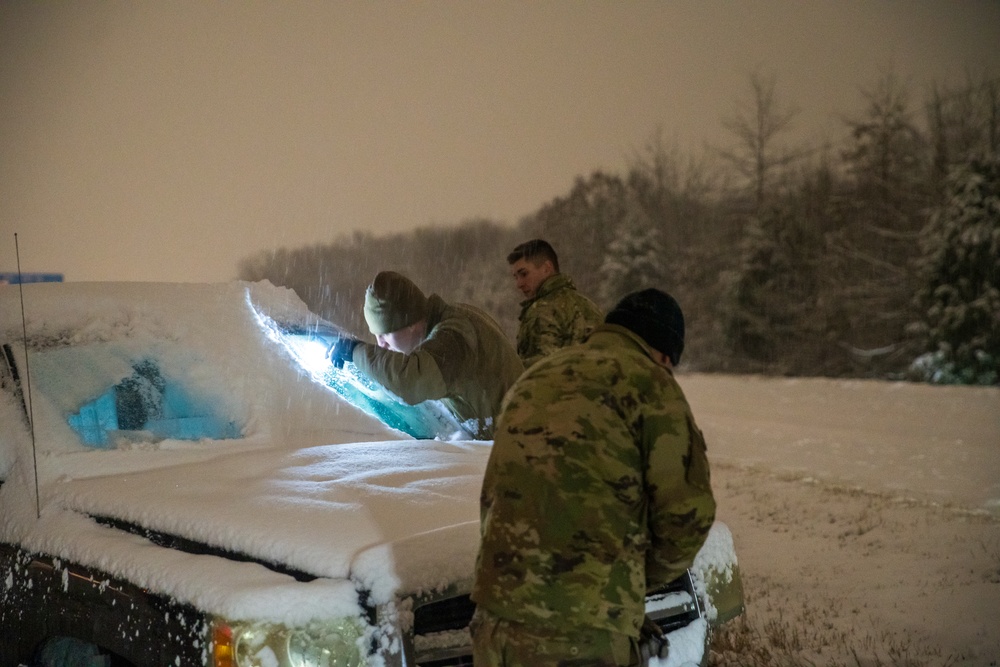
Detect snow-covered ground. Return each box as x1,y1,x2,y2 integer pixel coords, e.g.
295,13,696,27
677,373,1000,665
681,373,999,515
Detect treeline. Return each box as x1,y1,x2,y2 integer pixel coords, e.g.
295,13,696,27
239,72,1000,384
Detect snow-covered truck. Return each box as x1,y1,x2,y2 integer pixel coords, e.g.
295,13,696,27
0,281,742,667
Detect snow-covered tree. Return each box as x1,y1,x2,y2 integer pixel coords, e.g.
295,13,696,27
909,154,1000,385
721,197,824,372
824,73,932,372
598,201,665,304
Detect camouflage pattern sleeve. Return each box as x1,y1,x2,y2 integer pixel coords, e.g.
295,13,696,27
516,299,570,367
641,384,716,590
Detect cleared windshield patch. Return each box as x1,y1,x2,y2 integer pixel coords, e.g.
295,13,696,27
67,358,241,448
275,330,466,440
247,297,468,440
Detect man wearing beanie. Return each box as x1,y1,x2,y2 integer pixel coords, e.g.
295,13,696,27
471,288,715,666
328,271,523,439
507,239,603,368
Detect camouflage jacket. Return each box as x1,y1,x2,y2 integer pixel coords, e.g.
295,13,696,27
471,324,716,636
516,273,603,368
353,294,523,439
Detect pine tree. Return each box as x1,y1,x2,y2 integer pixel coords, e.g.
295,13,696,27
598,202,665,304
830,72,931,371
910,154,1000,385
721,197,824,373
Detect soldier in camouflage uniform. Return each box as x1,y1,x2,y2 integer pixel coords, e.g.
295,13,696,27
507,240,603,368
471,289,716,667
327,271,523,439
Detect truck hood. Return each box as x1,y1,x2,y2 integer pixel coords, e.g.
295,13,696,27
2,437,490,620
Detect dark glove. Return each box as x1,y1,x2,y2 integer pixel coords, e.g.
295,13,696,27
327,337,360,369
638,615,669,664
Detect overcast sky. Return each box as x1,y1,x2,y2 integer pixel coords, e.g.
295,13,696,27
2,1,998,283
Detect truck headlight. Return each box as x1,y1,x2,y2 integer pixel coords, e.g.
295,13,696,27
214,618,366,667
288,620,365,667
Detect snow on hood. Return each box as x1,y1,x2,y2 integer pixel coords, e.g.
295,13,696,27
52,438,489,582
0,281,489,624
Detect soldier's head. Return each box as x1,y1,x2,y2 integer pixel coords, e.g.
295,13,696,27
605,288,685,367
363,271,429,354
507,239,560,299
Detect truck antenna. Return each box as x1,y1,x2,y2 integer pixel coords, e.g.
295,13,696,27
14,233,41,520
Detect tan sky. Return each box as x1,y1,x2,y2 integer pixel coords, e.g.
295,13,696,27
2,0,998,283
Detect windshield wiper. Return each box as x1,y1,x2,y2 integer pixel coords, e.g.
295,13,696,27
91,514,318,583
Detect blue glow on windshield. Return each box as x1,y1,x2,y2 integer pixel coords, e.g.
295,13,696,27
247,293,464,440
67,359,241,448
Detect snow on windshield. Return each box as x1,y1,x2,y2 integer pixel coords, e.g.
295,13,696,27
1,281,402,456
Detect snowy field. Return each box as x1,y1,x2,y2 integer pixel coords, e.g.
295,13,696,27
682,374,999,515
678,373,1000,665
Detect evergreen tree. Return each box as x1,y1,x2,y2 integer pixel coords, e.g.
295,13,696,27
909,154,1000,385
598,201,665,304
721,197,824,373
827,72,931,374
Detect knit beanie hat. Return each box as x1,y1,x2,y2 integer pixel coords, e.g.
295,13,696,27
363,271,429,335
604,288,685,365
